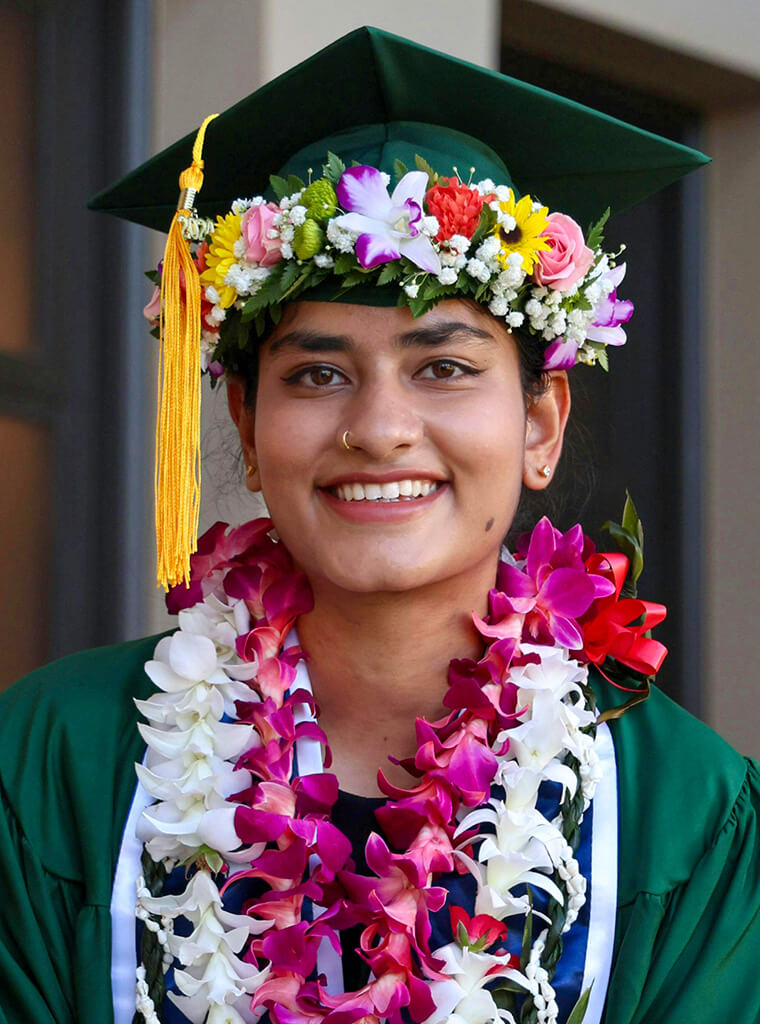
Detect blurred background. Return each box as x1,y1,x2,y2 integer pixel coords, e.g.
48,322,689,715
2,0,759,757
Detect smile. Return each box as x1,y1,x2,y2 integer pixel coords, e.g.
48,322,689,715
330,479,440,502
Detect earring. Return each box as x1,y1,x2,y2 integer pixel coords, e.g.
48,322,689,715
341,429,354,451
246,463,255,477
539,465,552,478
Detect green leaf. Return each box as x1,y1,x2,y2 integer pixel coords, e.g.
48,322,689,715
240,274,281,320
392,158,409,183
406,295,432,318
237,315,250,350
287,174,305,194
269,174,291,201
333,252,357,276
566,984,594,1024
601,491,645,589
377,261,403,286
278,259,301,294
323,151,346,185
586,208,610,252
269,303,282,326
421,279,445,301
414,153,438,189
149,325,159,340
456,921,470,948
471,203,497,246
145,268,160,285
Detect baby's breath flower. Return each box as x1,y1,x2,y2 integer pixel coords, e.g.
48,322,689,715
437,267,458,286
420,215,440,237
326,219,355,253
404,282,420,298
489,296,509,316
466,257,491,283
289,205,307,227
449,234,471,254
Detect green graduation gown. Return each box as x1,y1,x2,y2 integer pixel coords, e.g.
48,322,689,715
0,635,758,1023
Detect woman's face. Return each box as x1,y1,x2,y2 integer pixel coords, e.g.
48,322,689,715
229,299,564,597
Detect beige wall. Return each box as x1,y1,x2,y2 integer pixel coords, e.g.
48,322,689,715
705,104,760,757
538,0,760,77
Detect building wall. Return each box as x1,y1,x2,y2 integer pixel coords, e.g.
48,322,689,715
148,0,760,757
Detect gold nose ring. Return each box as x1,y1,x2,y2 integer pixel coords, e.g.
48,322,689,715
341,429,354,451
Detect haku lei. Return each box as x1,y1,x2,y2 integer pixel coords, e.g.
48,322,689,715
144,155,633,378
133,514,667,1024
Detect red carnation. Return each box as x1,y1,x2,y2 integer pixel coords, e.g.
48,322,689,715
425,179,484,242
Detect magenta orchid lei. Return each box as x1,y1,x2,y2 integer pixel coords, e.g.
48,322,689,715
134,516,662,1024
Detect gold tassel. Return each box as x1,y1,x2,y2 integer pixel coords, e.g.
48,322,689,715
155,113,219,590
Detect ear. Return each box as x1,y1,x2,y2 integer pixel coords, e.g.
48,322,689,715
523,371,571,490
226,375,262,491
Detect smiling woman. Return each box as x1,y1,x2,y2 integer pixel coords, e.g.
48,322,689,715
1,25,759,1024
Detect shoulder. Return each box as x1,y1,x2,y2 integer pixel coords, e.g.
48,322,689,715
592,670,752,901
0,634,168,882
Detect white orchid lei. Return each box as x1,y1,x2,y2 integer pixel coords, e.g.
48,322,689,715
132,510,668,1024
144,154,634,379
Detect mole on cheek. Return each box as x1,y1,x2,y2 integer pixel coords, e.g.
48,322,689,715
485,517,495,533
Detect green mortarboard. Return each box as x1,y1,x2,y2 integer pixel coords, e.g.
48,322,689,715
89,25,708,232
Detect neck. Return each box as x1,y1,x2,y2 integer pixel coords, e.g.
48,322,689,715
295,556,499,795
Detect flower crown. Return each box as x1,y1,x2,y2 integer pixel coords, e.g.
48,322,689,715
145,152,633,378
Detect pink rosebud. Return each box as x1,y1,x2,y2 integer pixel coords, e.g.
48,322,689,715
535,212,594,291
143,285,161,322
241,201,283,266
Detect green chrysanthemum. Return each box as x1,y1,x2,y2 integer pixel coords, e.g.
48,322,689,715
301,178,337,222
293,219,325,260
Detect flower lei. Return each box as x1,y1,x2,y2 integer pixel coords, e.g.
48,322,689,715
133,512,667,1024
144,154,633,379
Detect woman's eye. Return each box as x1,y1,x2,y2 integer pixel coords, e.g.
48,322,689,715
418,360,475,380
283,365,347,388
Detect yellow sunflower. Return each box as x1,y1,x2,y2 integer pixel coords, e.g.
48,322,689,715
199,212,242,308
492,190,550,273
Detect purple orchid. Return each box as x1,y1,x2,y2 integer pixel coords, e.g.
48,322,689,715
587,262,634,346
543,336,579,370
333,165,441,274
494,517,615,650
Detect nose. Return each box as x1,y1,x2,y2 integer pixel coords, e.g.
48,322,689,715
341,373,424,459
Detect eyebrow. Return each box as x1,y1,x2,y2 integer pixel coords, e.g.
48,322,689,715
267,322,495,355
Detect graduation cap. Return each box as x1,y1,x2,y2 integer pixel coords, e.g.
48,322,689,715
90,25,707,231
88,26,708,591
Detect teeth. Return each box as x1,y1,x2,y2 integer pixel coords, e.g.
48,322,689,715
333,479,440,502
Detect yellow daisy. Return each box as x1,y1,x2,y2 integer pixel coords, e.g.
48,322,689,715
492,190,550,273
200,212,242,308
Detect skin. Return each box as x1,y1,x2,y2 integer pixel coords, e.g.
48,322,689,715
227,300,570,795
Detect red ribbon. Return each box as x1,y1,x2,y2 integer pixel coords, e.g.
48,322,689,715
581,552,668,678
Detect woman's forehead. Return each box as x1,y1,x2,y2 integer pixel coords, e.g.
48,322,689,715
262,299,509,353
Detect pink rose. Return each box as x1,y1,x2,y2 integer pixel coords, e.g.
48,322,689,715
534,213,594,290
143,285,161,323
241,202,283,266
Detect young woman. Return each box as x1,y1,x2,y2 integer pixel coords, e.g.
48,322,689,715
1,26,758,1024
